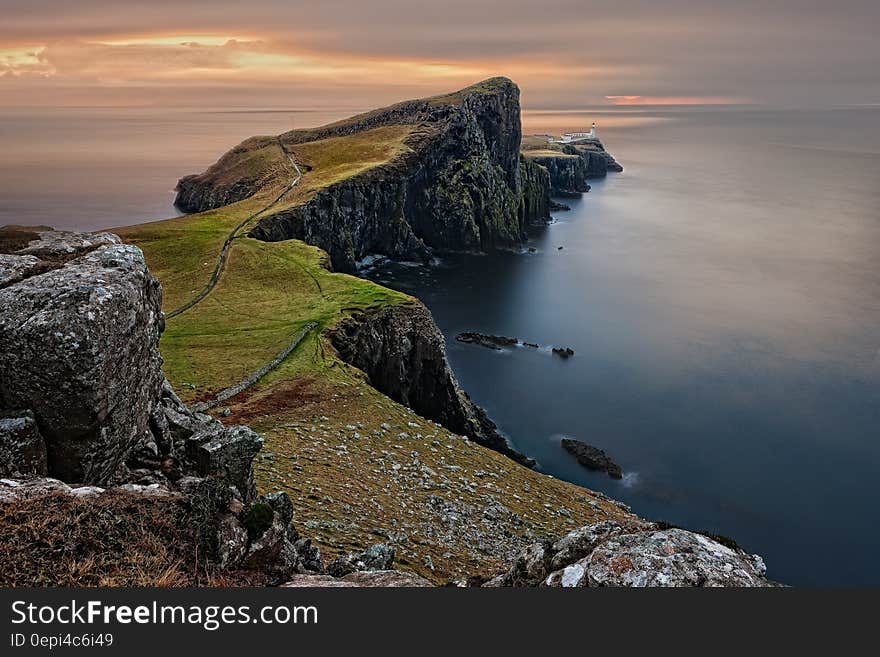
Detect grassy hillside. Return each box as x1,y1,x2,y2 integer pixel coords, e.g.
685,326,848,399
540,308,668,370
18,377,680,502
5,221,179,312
117,91,635,583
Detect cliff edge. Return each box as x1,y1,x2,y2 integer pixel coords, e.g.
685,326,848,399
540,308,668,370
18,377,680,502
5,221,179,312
175,77,550,272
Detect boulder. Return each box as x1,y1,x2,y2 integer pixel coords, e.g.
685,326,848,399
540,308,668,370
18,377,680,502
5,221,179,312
188,426,262,502
327,543,395,577
551,528,769,587
0,232,164,484
0,410,47,477
483,540,553,587
487,521,774,588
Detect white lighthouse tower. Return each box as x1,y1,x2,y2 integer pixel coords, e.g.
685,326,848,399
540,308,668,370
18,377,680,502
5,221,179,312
589,121,597,139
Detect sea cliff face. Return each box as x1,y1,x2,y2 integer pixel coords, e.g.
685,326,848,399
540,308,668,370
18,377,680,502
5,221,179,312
327,303,534,466
176,78,551,272
521,137,623,197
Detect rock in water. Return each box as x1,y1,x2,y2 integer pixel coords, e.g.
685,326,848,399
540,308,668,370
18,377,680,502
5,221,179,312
561,438,622,479
455,332,519,350
0,230,164,484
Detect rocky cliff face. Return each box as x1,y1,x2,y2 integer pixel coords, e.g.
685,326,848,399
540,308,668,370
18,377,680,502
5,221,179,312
177,78,551,273
527,154,590,195
522,138,622,197
327,303,534,466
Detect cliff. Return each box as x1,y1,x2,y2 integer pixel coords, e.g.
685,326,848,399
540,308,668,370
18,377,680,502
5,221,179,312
521,135,622,196
175,78,550,272
327,303,533,466
2,223,774,586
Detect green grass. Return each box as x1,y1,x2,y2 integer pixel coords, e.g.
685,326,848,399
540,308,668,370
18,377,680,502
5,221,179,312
117,122,421,402
521,135,570,152
122,218,410,401
522,150,578,159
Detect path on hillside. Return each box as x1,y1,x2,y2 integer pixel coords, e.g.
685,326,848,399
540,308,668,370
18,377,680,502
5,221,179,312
166,140,303,319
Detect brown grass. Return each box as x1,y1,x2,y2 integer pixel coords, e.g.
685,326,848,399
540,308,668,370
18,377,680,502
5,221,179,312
0,492,265,587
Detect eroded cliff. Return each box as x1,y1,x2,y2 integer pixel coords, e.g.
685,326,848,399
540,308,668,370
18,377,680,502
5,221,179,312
175,78,551,272
327,303,534,466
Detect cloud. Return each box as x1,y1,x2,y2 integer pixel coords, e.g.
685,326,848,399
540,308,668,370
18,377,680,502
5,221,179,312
0,1,878,107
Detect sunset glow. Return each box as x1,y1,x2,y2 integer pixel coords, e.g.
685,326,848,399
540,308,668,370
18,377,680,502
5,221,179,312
1,1,876,107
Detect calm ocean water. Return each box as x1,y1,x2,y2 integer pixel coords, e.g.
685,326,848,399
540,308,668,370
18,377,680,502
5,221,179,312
2,105,878,585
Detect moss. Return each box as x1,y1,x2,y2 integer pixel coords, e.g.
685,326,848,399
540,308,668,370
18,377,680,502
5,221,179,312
243,501,275,539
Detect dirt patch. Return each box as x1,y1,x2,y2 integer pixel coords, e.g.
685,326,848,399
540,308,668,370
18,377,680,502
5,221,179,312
225,374,329,424
0,226,42,254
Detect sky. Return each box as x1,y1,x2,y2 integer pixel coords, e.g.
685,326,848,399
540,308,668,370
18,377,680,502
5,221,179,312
1,0,878,109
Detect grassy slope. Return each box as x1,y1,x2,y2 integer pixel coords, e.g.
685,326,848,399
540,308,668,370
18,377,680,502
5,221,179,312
117,94,635,583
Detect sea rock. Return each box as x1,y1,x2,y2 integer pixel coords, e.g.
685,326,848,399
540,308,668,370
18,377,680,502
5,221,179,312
455,332,518,350
526,153,590,196
281,570,434,588
552,346,574,358
0,410,48,477
0,231,164,484
561,438,622,479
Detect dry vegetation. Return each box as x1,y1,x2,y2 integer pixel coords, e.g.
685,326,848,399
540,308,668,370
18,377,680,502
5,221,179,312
0,492,266,587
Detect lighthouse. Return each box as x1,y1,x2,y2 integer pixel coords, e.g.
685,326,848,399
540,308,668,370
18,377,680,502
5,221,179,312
550,122,600,145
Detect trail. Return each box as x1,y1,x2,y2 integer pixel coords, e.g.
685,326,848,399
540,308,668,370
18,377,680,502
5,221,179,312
164,142,320,412
166,140,302,319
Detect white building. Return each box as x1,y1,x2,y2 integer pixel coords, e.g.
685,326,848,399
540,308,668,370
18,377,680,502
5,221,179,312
550,122,598,144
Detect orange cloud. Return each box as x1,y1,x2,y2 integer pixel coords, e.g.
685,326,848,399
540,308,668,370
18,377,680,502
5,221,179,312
605,95,751,105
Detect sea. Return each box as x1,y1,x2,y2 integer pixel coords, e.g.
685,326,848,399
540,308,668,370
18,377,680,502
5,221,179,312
1,104,878,585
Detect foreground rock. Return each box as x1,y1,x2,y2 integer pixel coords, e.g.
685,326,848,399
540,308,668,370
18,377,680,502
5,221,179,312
561,438,622,479
0,229,323,581
0,228,163,484
485,520,773,587
282,571,433,587
0,410,47,477
327,543,395,577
